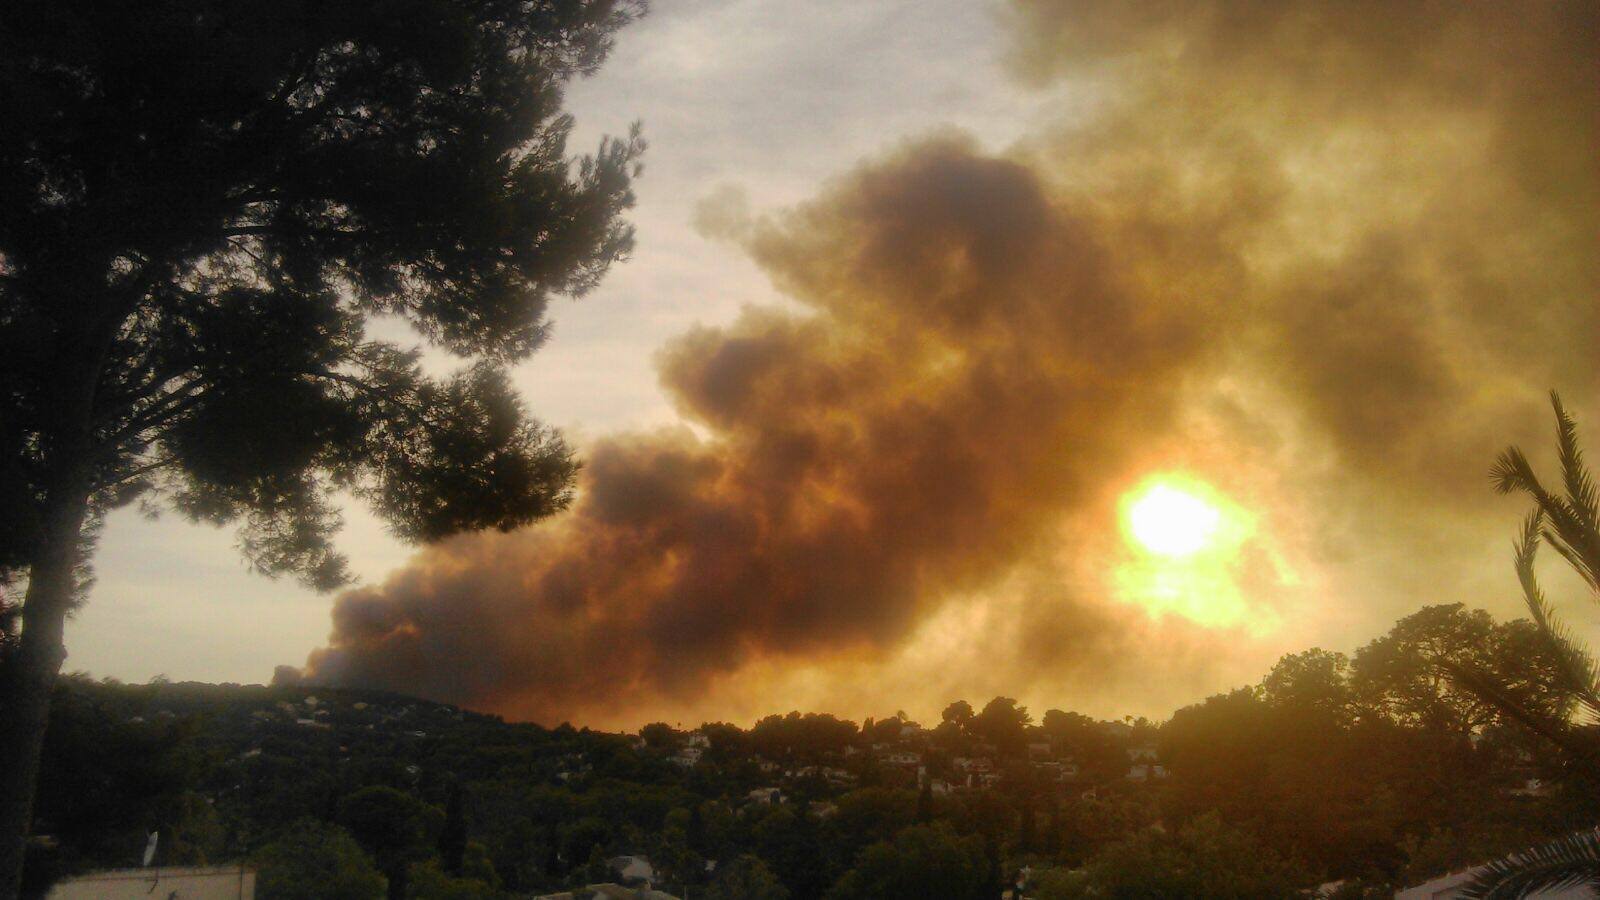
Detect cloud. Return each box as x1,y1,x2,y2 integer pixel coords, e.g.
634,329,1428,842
292,1,1597,727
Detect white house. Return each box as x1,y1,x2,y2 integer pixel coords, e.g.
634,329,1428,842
953,757,993,774
1127,743,1158,763
606,855,657,885
47,864,255,899
1125,763,1169,782
748,787,783,805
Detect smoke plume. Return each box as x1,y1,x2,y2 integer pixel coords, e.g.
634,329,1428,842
294,1,1597,727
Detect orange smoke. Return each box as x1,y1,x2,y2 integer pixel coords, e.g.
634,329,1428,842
294,1,1596,727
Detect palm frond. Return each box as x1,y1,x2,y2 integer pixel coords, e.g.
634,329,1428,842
1552,392,1599,529
1439,658,1596,762
1541,394,1600,592
1491,446,1544,498
1458,828,1600,899
1542,533,1600,595
1512,512,1600,722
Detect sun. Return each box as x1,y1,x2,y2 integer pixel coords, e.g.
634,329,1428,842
1126,481,1221,558
1111,472,1276,631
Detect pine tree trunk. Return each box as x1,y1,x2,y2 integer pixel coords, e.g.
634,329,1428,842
0,481,90,900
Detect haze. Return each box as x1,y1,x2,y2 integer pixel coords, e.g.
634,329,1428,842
67,0,1598,731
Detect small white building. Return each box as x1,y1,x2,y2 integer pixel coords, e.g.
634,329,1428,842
1125,763,1169,782
48,864,255,899
607,855,657,885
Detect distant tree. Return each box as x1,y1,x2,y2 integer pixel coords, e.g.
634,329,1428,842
749,712,859,762
1044,798,1063,860
1017,791,1037,853
943,701,975,726
438,781,466,876
825,823,990,900
699,722,748,760
0,2,646,893
1352,604,1565,735
654,806,703,890
339,786,436,900
1067,813,1305,899
749,805,826,900
579,844,611,886
828,788,918,866
252,820,387,900
1261,648,1355,724
702,855,790,900
1041,710,1123,781
970,698,1031,758
404,859,497,900
640,723,678,749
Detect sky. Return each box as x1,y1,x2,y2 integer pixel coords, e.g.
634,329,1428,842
68,0,1597,730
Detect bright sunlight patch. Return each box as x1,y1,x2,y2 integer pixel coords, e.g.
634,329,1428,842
1115,473,1275,631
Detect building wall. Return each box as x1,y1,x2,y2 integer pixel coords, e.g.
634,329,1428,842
47,864,255,900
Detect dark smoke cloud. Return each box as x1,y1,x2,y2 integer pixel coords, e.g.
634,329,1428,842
294,2,1597,726
301,138,1213,724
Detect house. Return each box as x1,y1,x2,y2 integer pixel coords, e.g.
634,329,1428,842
1027,741,1053,760
748,787,783,805
684,732,710,749
882,751,920,767
607,855,656,885
1510,777,1552,797
952,757,993,775
670,747,703,767
1099,721,1134,739
1125,764,1169,782
1127,743,1158,763
47,864,255,899
571,885,680,900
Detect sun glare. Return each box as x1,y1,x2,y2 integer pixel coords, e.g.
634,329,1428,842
1113,473,1273,632
1127,482,1221,557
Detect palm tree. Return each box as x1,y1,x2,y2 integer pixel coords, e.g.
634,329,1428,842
1447,392,1600,897
1457,829,1600,899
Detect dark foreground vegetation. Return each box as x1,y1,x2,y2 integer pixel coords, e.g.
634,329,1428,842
20,600,1598,899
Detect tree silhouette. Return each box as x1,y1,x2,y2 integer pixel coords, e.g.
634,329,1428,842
1448,393,1600,896
0,1,645,893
